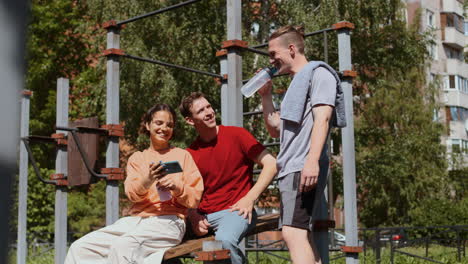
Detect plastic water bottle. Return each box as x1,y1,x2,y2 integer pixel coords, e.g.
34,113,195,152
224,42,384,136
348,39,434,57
241,67,277,97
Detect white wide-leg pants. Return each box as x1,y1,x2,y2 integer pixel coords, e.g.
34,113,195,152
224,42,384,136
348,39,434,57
64,215,185,264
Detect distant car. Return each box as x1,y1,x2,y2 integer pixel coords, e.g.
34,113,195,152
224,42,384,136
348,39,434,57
328,231,363,247
330,231,346,246
380,230,406,245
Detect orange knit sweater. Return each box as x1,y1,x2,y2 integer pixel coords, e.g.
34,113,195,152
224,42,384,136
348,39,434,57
124,147,203,219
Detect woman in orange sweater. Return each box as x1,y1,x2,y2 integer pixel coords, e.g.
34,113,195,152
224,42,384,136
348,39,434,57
65,104,203,264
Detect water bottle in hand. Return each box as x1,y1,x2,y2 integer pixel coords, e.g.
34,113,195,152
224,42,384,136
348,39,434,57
241,67,277,97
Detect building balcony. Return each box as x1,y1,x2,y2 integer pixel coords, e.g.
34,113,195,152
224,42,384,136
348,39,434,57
441,0,465,16
444,89,468,109
446,58,468,78
443,27,466,49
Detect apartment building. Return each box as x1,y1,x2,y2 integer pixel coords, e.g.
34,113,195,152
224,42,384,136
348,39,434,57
406,0,468,168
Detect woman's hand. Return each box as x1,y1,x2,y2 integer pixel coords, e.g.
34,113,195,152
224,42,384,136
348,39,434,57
142,162,167,189
156,173,183,196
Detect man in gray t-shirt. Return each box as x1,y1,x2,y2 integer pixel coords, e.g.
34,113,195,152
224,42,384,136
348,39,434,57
256,25,338,264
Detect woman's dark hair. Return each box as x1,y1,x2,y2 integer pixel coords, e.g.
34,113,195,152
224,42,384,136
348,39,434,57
139,103,177,138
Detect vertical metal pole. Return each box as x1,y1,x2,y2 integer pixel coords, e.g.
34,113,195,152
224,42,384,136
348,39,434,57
224,0,243,127
18,90,32,264
425,237,429,257
390,240,394,264
312,163,330,264
106,26,120,225
55,78,69,264
0,2,28,262
375,230,381,264
323,31,329,64
337,25,359,264
219,52,229,124
328,140,335,241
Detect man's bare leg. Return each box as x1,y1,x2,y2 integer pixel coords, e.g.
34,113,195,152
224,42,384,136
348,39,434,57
282,225,321,264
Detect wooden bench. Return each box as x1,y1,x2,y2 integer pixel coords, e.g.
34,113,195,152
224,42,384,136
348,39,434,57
163,213,280,260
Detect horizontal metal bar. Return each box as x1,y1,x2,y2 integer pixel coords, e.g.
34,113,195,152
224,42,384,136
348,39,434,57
27,135,56,144
262,251,291,261
243,46,269,56
117,0,202,26
330,254,346,261
245,248,287,252
304,28,334,38
56,126,108,135
394,249,445,264
263,142,280,147
249,239,285,248
21,137,57,185
250,28,335,49
361,225,468,231
243,110,264,116
123,54,223,79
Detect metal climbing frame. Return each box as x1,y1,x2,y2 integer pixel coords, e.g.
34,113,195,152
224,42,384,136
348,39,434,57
17,1,359,263
100,1,359,264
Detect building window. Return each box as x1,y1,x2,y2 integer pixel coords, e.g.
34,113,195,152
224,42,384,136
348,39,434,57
452,139,461,152
448,106,468,122
455,75,468,93
445,46,462,60
465,21,468,36
429,43,438,60
443,13,464,32
449,75,456,89
450,139,468,153
427,10,434,28
433,108,439,121
450,107,460,121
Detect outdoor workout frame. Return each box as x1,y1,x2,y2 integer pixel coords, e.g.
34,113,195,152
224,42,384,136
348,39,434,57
18,1,359,264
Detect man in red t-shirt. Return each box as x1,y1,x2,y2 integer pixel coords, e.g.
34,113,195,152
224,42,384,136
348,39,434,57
179,92,277,264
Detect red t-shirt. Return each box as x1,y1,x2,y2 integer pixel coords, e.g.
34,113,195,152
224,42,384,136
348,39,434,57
187,125,265,214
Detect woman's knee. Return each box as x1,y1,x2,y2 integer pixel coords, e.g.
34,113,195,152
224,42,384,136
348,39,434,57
109,236,138,252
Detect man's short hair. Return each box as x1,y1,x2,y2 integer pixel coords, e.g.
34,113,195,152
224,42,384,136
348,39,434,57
179,92,206,118
269,25,305,54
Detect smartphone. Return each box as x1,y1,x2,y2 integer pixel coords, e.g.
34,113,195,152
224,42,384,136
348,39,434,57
162,161,183,174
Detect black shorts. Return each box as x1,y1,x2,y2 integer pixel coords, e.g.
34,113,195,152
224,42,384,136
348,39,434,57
278,169,328,231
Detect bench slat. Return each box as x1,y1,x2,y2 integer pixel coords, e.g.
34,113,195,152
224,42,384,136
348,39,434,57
164,213,279,260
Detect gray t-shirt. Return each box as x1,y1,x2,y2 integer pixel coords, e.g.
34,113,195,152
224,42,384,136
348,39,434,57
277,67,337,178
